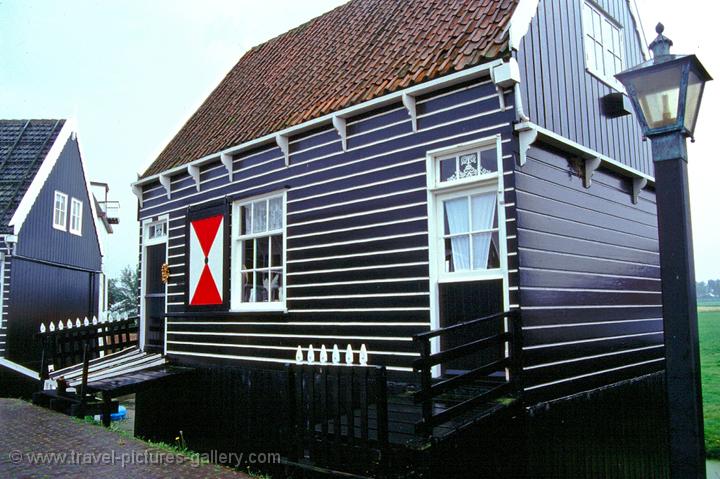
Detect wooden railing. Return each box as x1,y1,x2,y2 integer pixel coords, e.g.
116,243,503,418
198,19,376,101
37,315,139,379
412,309,522,434
285,363,388,473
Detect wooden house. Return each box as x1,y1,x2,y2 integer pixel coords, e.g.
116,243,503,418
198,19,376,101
127,0,665,474
0,119,106,374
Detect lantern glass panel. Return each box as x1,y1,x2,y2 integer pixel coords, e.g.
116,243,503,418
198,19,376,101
684,69,704,134
631,62,684,130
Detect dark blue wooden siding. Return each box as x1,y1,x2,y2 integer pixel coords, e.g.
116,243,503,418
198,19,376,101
516,144,663,403
0,240,11,356
139,77,519,372
516,0,654,176
15,137,102,271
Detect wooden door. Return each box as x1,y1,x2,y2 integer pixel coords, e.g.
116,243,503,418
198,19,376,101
144,243,166,352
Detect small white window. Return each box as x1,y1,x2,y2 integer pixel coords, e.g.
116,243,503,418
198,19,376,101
53,191,68,231
146,222,167,241
582,1,624,90
69,198,83,235
231,193,285,311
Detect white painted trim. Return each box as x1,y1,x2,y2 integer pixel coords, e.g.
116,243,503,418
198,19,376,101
524,358,663,391
332,115,347,151
52,191,68,231
402,93,417,132
187,164,201,192
0,253,4,331
132,184,144,208
167,330,412,341
159,174,171,199
140,214,169,352
632,177,648,205
230,190,287,312
220,152,234,181
506,0,540,50
276,134,290,166
131,59,504,189
168,321,429,327
584,157,602,188
0,357,40,379
514,121,655,183
69,197,83,236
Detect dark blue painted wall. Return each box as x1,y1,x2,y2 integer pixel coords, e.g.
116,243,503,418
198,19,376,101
516,0,654,176
16,136,101,270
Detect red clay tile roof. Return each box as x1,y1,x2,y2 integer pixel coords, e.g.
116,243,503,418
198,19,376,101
142,0,519,178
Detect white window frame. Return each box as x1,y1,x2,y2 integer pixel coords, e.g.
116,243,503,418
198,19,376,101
0,252,4,330
140,215,169,354
52,191,68,231
426,135,510,375
582,0,625,91
231,191,287,312
69,198,83,236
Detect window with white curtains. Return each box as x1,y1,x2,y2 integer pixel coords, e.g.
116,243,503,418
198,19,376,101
430,138,505,282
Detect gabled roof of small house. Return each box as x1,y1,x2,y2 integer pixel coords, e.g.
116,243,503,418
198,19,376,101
0,119,66,233
142,0,520,178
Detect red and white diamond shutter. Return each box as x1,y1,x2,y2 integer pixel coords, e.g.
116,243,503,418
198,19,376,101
188,214,224,306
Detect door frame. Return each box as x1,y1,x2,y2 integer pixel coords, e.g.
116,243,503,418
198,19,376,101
425,134,510,376
140,214,169,353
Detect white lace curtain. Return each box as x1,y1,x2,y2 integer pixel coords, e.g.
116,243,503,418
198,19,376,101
444,193,496,271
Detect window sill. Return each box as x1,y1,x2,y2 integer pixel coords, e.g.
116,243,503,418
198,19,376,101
586,67,626,93
69,230,82,237
230,303,287,313
52,224,67,232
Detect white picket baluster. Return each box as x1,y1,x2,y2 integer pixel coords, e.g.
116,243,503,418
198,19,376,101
345,344,354,365
295,346,303,364
49,321,55,332
320,345,328,364
58,321,64,331
75,318,81,328
308,345,315,364
40,323,46,333
360,344,368,366
92,316,98,326
332,344,340,364
83,317,89,327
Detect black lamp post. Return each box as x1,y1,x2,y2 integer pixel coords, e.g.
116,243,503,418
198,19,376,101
616,24,712,479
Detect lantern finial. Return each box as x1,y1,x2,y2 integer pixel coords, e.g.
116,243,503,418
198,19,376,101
649,22,673,59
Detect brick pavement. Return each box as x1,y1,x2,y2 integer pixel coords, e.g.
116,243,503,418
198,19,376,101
0,398,252,479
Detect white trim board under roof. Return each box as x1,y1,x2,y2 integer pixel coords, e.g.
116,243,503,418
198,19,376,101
131,58,508,191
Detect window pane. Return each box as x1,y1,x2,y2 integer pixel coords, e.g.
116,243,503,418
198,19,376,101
471,193,497,231
595,42,604,74
605,48,615,76
443,197,469,235
586,35,596,69
253,200,267,233
439,157,456,182
269,196,283,230
243,239,254,269
271,235,283,267
479,148,497,174
241,204,251,235
444,236,470,272
242,271,254,302
592,11,601,38
269,270,282,302
256,236,269,269
457,153,478,179
256,270,268,302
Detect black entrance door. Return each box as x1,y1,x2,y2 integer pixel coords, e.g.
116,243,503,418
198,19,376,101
144,243,166,352
438,278,503,374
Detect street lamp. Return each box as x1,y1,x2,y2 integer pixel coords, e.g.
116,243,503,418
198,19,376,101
616,23,712,479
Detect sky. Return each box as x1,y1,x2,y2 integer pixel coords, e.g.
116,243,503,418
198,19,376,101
1,0,717,281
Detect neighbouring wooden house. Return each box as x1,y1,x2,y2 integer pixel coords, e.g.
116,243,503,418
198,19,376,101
0,119,107,374
127,0,665,474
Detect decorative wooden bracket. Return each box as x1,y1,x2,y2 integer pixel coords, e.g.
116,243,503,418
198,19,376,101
632,177,648,204
497,86,506,110
159,174,171,199
220,152,233,181
584,157,602,188
132,184,143,208
276,134,289,166
517,125,538,166
187,164,201,192
332,115,347,151
402,93,418,132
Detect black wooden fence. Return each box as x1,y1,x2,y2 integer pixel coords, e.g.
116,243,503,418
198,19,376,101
37,316,138,379
286,363,389,475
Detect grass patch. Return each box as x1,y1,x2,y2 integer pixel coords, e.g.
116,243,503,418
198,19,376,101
700,311,720,459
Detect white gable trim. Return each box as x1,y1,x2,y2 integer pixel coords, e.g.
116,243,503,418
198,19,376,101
506,0,540,50
8,119,105,257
